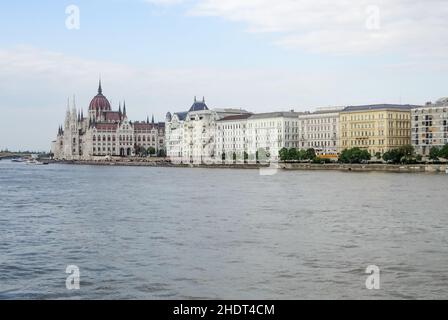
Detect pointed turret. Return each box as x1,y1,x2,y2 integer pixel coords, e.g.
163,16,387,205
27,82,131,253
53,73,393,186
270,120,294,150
152,114,155,124
146,116,149,124
98,78,103,95
123,101,127,117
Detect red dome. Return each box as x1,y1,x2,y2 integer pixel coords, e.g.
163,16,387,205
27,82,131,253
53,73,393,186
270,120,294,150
89,81,111,111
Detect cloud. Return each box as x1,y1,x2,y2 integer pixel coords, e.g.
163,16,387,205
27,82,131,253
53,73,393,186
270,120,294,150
0,46,345,150
149,0,448,56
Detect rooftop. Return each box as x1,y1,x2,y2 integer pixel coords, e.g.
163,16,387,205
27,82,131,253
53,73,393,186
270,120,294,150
248,111,303,120
342,104,418,112
218,114,253,122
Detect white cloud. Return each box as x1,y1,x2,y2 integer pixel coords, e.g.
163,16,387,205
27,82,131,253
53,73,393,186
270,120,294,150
153,0,448,56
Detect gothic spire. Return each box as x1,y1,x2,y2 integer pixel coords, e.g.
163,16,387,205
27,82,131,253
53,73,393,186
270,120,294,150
146,116,149,124
98,78,103,95
123,100,127,117
152,114,155,124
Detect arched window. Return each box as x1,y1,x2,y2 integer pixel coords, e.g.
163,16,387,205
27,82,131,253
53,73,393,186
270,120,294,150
93,136,96,141
103,135,106,141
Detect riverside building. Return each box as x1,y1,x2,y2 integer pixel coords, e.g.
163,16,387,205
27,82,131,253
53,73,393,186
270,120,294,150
339,104,415,157
298,107,344,158
411,97,448,156
246,112,302,161
51,81,165,160
165,97,251,164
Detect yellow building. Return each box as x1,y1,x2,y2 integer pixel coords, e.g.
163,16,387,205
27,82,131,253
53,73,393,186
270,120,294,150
339,105,414,156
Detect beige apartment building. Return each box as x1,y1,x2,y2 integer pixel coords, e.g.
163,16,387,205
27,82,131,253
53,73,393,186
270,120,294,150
339,105,415,156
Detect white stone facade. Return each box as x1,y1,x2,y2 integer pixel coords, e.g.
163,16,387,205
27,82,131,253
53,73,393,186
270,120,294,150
166,107,303,163
246,112,301,161
298,107,344,157
165,98,251,164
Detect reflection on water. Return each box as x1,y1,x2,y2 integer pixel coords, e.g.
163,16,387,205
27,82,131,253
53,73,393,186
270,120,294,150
0,160,447,299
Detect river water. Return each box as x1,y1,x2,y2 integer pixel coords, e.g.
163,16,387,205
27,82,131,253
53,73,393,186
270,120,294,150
0,160,447,299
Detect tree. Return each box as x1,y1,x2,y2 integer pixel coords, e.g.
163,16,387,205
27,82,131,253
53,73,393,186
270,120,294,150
440,144,448,159
233,152,237,163
339,148,371,164
287,148,297,161
296,149,307,161
222,153,226,161
383,149,401,163
400,144,415,158
305,148,316,160
244,152,249,163
429,147,440,161
279,148,288,161
147,147,156,156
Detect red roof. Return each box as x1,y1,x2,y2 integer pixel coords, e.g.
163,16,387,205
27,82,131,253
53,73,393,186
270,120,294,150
95,123,118,131
134,123,155,131
104,111,121,121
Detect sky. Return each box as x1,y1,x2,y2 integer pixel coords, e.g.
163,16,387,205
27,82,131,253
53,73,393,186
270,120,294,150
0,0,448,151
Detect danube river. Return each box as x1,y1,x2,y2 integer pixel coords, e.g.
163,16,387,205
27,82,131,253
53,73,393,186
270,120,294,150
1,160,447,299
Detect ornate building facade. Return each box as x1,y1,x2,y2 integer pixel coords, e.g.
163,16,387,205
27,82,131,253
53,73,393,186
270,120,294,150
298,107,344,158
165,98,251,164
52,82,165,160
339,104,415,156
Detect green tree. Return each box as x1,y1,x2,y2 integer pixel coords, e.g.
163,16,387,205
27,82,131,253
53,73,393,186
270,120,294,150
279,148,288,161
287,148,297,161
233,152,237,163
339,148,371,164
296,149,307,161
440,144,448,159
244,152,249,163
429,147,440,161
147,147,156,156
400,145,415,158
305,148,316,160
